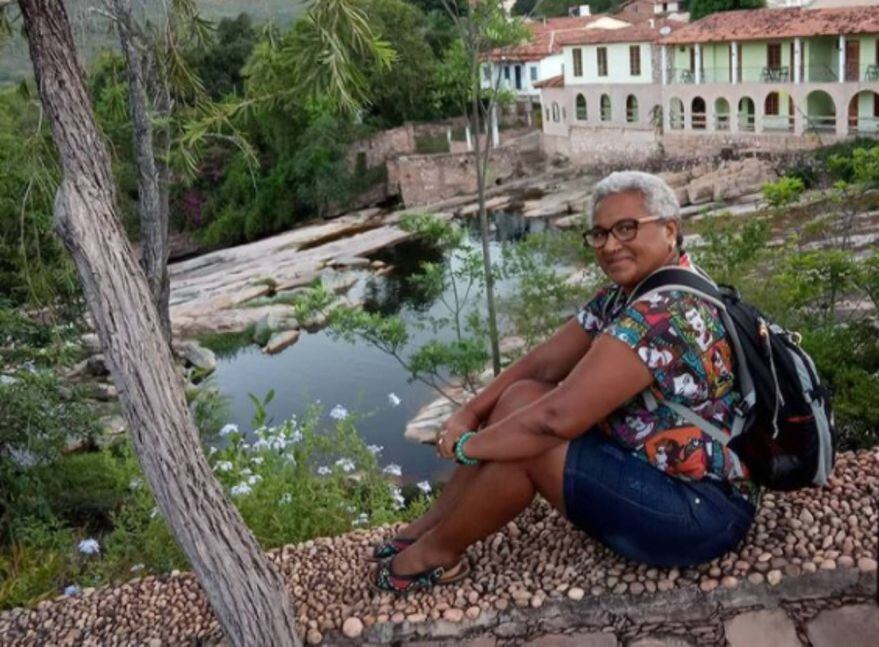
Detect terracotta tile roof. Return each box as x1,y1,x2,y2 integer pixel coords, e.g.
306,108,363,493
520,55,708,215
554,19,684,46
532,74,564,89
485,15,606,61
662,6,879,45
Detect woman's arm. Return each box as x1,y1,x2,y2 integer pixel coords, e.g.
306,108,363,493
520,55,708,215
461,335,653,462
458,317,594,425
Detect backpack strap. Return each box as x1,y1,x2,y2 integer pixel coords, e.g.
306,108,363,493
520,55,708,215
627,266,757,417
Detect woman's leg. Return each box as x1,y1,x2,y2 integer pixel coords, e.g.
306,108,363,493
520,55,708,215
391,439,568,574
397,379,555,540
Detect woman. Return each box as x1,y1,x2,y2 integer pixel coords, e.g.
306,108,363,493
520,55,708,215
373,171,757,593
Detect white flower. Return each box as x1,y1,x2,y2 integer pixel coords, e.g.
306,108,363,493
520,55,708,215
289,429,303,444
251,456,264,466
208,446,218,456
219,423,238,436
344,504,357,514
247,474,262,486
388,392,402,407
241,467,252,476
252,439,270,451
352,512,369,527
230,483,252,496
335,458,356,473
269,437,286,451
130,563,144,573
149,507,159,519
214,460,233,473
416,480,432,495
284,452,297,465
388,485,405,510
382,463,402,477
278,493,292,505
63,584,81,596
77,538,100,556
329,404,349,421
317,465,332,476
128,477,143,491
366,444,383,455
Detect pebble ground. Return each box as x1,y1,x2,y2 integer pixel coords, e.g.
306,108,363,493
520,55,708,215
0,450,876,646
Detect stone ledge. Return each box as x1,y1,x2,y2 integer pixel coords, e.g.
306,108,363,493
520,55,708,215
349,569,876,645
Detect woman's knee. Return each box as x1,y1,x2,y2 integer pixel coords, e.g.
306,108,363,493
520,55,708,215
488,379,555,424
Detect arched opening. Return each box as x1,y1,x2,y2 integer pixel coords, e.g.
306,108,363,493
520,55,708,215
669,97,684,130
626,95,639,123
714,97,730,131
600,94,611,122
848,90,879,134
576,93,587,121
738,97,755,132
551,102,560,122
691,97,706,130
763,91,793,132
805,90,836,133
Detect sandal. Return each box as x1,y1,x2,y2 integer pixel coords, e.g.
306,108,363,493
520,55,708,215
370,536,415,562
373,556,470,594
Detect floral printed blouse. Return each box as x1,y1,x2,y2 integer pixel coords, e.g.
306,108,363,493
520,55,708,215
577,259,756,500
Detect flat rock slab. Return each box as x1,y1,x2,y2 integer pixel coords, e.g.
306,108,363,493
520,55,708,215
806,603,879,647
523,632,617,646
724,609,801,647
628,638,694,647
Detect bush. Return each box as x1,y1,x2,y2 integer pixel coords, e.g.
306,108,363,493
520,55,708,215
0,402,428,609
763,176,805,208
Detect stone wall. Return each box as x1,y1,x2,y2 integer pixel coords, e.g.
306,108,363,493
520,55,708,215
660,132,849,160
349,125,416,169
388,146,525,207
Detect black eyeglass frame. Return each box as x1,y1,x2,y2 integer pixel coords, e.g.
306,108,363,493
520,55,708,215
582,215,665,249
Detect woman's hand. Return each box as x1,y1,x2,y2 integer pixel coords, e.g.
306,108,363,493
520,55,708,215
436,408,480,460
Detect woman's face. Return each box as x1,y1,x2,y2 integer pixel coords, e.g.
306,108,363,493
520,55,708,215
592,190,679,292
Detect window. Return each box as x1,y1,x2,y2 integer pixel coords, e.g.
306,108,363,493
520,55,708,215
545,106,550,121
576,94,587,120
629,45,641,76
504,66,510,80
573,48,583,77
530,66,538,82
552,102,560,122
597,47,608,77
600,94,611,121
626,95,639,123
768,43,782,69
765,92,779,115
562,107,567,121
483,65,491,81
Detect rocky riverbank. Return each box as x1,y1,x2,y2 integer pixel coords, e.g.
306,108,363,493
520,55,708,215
1,449,875,645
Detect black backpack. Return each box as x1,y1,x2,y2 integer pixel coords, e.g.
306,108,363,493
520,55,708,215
626,266,836,491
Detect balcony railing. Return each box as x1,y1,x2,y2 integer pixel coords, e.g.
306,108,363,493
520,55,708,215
665,63,879,84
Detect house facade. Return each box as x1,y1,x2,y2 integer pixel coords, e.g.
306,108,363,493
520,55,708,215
659,7,879,137
536,6,879,163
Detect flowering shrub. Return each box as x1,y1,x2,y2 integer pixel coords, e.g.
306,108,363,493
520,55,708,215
0,402,433,609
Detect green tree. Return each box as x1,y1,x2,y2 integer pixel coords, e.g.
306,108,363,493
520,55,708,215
689,0,765,22
434,0,528,376
362,0,441,126
189,13,258,100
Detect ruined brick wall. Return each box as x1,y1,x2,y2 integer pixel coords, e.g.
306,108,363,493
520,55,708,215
387,147,523,207
349,125,416,169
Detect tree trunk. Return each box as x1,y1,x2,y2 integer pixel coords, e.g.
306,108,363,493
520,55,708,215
468,24,501,377
112,0,171,341
18,1,300,644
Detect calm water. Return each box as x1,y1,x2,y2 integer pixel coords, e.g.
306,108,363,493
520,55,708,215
211,212,556,483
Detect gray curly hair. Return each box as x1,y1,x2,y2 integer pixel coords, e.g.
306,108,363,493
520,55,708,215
587,171,683,248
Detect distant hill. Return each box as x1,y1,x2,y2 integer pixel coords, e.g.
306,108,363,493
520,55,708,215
0,0,307,85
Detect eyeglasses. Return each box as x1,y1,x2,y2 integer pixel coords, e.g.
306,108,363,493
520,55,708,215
582,216,664,249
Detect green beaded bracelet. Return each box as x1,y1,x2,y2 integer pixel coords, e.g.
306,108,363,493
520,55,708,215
453,431,479,466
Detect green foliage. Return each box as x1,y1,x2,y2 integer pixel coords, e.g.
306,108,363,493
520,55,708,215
692,215,772,286
689,0,766,22
0,403,430,609
512,0,621,16
188,13,258,100
0,88,78,308
762,176,805,209
415,133,451,154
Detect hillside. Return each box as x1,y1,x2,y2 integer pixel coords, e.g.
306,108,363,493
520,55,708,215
0,0,306,84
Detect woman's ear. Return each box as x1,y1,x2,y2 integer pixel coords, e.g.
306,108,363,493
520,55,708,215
665,220,679,248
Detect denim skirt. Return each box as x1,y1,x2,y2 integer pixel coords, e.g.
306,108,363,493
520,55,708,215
563,431,756,567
